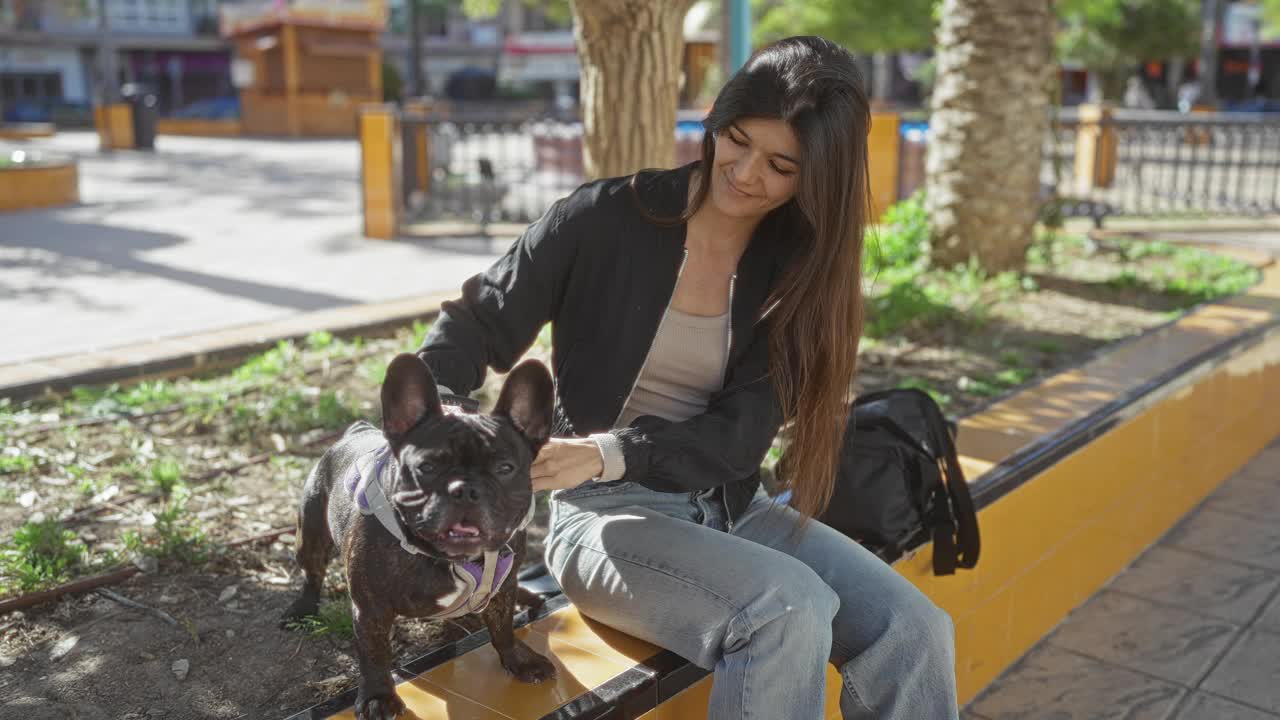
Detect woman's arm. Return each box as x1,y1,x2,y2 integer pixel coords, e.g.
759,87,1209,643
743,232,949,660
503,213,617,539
417,195,578,397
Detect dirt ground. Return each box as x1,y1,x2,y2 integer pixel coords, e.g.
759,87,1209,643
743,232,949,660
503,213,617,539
0,234,1256,719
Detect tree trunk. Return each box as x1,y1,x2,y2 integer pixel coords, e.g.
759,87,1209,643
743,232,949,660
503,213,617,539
924,0,1055,272
571,0,693,180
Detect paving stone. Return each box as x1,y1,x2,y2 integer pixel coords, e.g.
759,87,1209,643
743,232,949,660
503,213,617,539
968,644,1184,720
1163,508,1280,572
1047,591,1238,686
1201,629,1280,713
1170,693,1280,720
1207,469,1280,523
1108,545,1280,624
1255,592,1280,635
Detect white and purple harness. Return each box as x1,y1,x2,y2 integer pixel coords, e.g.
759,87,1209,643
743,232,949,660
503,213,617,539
346,443,534,619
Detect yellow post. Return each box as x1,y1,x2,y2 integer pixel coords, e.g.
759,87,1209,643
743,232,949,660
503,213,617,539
95,103,135,150
282,24,302,137
867,111,901,221
1073,104,1116,193
360,105,401,239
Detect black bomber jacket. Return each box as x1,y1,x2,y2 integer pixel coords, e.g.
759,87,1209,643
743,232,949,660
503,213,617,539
417,162,798,527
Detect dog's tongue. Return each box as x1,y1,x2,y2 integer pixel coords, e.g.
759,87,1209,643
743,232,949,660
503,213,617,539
450,523,481,536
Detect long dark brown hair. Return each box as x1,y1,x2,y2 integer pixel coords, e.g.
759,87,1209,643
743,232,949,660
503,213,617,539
673,36,872,519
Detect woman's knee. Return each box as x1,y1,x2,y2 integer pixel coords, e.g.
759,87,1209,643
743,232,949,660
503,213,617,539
735,559,840,643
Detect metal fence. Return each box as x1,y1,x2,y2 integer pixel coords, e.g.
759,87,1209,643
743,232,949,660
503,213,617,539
399,108,705,226
1046,109,1280,220
398,107,1280,229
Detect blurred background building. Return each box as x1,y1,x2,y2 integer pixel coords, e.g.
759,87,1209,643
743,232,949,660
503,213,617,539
1,0,1278,130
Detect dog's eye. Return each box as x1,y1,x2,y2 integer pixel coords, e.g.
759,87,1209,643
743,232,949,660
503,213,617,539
495,462,516,475
417,462,437,475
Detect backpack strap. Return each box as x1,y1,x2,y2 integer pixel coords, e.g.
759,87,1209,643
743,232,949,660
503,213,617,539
925,406,980,571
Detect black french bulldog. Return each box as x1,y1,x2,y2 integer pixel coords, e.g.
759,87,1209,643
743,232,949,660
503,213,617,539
282,353,557,719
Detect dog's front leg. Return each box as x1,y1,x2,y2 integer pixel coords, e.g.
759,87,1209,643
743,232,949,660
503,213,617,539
482,536,556,683
352,601,405,720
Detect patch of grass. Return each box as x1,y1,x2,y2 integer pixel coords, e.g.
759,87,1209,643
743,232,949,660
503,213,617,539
898,377,952,409
67,380,184,416
218,384,363,441
1105,247,1258,308
0,487,15,504
286,598,355,639
994,367,1036,386
122,487,210,566
0,520,85,593
866,282,956,339
147,458,184,497
1030,337,1067,354
232,340,301,383
0,453,36,475
361,356,388,385
305,330,335,350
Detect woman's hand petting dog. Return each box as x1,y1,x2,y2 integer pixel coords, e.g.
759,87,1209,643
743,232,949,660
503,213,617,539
531,438,605,492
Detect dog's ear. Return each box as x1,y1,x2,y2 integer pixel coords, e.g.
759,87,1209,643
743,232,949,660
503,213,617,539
493,359,554,452
381,353,443,444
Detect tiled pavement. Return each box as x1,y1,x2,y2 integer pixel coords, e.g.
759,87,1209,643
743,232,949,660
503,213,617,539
966,437,1280,719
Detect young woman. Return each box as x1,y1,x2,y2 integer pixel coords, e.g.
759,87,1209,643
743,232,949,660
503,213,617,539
419,36,959,720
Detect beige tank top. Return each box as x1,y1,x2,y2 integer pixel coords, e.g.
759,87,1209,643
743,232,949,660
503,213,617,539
618,307,731,427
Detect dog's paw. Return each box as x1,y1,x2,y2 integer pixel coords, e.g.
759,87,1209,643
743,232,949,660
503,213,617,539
498,639,557,684
355,692,405,720
279,598,319,630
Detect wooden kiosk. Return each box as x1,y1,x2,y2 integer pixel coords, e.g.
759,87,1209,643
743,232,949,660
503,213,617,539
219,0,386,137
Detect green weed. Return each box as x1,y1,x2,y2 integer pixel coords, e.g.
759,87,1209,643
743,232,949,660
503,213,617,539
286,598,355,639
122,487,210,566
0,454,36,475
899,377,952,409
147,458,184,497
0,520,85,593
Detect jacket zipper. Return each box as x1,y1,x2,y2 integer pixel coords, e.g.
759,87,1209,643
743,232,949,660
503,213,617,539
722,272,738,532
612,248,689,428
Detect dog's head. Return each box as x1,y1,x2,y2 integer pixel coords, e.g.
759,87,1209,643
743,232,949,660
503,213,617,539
379,353,553,560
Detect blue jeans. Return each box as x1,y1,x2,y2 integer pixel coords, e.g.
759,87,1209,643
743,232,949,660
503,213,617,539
544,480,959,720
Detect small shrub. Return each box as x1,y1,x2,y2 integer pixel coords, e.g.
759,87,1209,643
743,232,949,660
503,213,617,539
1,520,85,593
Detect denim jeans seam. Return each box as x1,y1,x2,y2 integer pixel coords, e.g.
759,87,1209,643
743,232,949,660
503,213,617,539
559,536,742,613
835,639,874,715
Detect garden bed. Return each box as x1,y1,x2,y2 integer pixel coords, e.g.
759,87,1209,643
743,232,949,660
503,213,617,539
0,226,1259,719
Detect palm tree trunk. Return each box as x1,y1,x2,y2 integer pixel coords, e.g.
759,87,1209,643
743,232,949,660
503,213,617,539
571,0,694,180
925,0,1055,272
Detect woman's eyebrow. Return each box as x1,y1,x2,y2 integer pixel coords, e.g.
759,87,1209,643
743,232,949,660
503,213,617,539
730,123,800,166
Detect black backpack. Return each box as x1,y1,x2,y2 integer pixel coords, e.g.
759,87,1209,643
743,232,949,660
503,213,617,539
816,388,980,575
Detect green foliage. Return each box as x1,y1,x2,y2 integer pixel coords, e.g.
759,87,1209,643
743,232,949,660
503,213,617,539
68,380,183,416
1105,246,1259,308
864,194,1027,338
898,377,952,409
1,520,85,593
753,0,936,53
122,487,209,566
221,387,362,440
286,598,356,638
1056,0,1200,100
0,453,36,475
147,458,184,497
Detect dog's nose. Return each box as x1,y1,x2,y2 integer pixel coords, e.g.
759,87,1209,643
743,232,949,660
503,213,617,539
446,478,481,503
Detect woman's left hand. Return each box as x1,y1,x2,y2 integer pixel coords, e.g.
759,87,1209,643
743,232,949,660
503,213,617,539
531,438,605,493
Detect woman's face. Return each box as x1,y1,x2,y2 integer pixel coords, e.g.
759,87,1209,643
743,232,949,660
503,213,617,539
708,117,802,220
